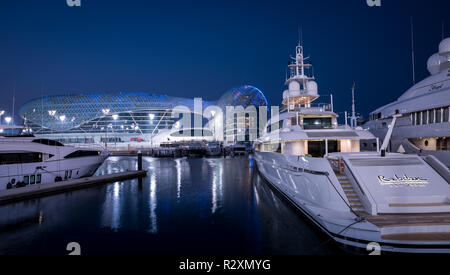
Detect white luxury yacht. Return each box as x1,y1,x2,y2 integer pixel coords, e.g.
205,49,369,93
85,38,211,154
364,38,450,168
253,41,450,253
0,125,109,190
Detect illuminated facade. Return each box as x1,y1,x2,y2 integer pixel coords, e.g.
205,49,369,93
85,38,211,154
19,86,267,145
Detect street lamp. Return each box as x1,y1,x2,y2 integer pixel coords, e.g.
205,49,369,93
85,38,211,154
5,116,12,125
59,115,66,122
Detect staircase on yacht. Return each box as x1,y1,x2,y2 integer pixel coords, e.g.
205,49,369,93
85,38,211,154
253,38,450,253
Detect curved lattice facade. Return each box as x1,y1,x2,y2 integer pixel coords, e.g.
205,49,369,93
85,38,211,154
20,92,214,135
19,86,267,142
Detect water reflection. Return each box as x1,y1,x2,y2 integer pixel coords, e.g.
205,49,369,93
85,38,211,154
175,159,182,201
101,182,121,231
0,156,339,255
207,159,223,214
148,170,158,234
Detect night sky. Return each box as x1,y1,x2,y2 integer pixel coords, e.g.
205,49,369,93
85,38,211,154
0,0,449,124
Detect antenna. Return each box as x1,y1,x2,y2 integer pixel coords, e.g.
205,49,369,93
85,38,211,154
41,81,44,133
351,82,357,128
298,26,303,46
12,80,16,125
443,20,445,40
410,17,416,85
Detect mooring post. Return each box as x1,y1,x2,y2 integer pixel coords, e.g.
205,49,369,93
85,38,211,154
138,150,142,171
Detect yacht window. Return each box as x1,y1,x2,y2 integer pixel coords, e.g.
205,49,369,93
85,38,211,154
411,113,415,125
422,111,428,125
436,108,442,123
24,176,29,185
30,175,35,184
429,109,435,124
444,107,449,123
291,117,297,126
262,142,281,153
303,118,332,130
268,121,283,132
0,152,43,165
437,138,449,151
36,174,41,184
64,150,101,159
32,139,64,147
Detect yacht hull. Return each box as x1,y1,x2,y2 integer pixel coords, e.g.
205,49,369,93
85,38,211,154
0,154,109,190
253,151,450,254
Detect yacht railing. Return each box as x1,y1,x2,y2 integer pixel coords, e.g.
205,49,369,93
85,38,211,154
281,103,333,113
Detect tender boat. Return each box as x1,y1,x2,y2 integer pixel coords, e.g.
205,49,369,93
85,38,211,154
228,143,248,157
253,41,450,253
205,141,222,157
0,125,109,190
363,38,450,168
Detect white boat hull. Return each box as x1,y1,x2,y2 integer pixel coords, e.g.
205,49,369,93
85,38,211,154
253,150,450,254
0,154,109,190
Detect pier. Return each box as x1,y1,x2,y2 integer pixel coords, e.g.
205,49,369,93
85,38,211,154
0,170,147,205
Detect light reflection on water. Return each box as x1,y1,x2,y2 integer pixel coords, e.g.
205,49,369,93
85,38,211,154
0,156,339,255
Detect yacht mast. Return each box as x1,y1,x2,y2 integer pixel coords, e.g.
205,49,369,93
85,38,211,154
350,83,357,128
411,17,416,85
282,41,318,111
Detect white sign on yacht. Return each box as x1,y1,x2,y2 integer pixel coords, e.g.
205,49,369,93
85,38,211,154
253,40,450,254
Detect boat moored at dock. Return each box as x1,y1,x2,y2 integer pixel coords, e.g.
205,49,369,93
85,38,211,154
253,40,450,253
0,129,109,191
364,38,450,168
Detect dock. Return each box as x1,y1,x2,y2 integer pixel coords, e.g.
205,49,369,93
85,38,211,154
0,170,147,205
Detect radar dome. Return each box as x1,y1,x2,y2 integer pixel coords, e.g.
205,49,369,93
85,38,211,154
306,81,318,95
427,53,443,75
288,81,300,92
439,38,450,56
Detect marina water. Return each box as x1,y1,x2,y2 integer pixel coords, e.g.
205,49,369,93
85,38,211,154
0,156,341,255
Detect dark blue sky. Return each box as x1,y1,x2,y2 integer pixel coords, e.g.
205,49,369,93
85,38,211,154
0,0,449,123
